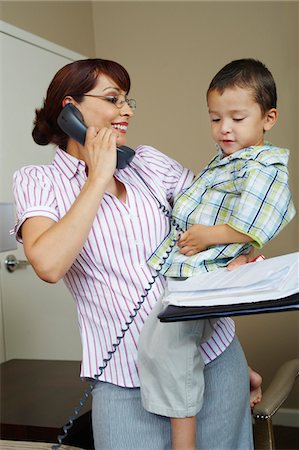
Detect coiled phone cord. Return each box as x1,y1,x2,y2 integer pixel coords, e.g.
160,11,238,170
52,165,184,450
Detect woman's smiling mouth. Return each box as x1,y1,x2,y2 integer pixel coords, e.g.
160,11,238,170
112,122,128,133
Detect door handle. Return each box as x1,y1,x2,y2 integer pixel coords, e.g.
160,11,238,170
4,254,31,273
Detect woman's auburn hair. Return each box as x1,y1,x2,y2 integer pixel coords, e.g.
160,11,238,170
32,58,131,149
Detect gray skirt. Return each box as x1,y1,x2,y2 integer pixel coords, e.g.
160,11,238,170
91,337,253,450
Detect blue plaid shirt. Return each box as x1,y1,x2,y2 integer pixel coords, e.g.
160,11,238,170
148,144,296,278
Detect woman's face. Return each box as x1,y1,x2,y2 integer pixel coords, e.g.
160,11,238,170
75,74,134,147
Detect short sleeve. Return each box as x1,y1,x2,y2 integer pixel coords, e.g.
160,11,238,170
13,166,60,242
132,145,194,204
228,162,296,248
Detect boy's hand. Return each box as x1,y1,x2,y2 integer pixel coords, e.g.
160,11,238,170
177,224,211,255
227,251,253,270
178,223,253,258
227,248,261,270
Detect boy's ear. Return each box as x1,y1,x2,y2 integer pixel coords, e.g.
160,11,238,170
263,108,278,131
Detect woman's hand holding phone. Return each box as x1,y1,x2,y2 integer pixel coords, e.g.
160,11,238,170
83,126,117,188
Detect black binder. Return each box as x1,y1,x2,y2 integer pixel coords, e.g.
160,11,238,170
158,292,299,322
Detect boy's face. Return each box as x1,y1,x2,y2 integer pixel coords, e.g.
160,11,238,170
207,87,277,156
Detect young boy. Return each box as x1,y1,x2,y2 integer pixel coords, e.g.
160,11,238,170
138,59,296,450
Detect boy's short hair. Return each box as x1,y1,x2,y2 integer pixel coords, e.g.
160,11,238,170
207,58,277,114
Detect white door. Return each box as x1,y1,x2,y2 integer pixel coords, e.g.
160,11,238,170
0,21,85,362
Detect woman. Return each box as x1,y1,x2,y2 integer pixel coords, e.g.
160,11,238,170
13,59,256,449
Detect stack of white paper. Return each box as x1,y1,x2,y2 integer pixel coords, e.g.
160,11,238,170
163,252,299,308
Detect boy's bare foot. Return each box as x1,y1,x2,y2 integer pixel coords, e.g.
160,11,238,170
249,367,262,409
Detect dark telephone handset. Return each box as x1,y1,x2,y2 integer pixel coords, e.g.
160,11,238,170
57,103,135,169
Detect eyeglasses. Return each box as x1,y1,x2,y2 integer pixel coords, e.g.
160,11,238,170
74,94,136,111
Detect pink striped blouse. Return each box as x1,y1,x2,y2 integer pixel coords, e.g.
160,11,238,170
13,145,235,387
